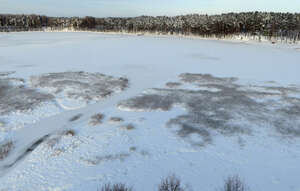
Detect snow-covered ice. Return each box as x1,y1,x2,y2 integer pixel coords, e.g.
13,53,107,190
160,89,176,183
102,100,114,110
0,32,300,191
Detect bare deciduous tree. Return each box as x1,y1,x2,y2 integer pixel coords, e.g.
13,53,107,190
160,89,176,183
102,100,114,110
223,175,248,191
158,175,184,191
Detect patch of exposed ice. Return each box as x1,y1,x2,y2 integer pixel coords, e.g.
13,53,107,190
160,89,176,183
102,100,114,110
0,77,54,115
119,73,300,146
30,71,129,103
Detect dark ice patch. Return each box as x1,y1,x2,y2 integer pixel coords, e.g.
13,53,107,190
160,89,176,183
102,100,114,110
30,72,129,102
0,78,54,115
119,73,300,146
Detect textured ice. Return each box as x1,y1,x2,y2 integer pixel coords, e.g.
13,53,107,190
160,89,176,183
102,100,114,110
119,73,300,146
0,77,54,115
30,72,129,102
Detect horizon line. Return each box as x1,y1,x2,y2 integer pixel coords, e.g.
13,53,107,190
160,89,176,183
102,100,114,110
1,11,300,18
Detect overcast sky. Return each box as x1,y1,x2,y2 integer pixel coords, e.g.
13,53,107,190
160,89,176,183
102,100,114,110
0,0,299,17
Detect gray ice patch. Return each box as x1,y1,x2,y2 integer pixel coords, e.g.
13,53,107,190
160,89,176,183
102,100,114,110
30,71,129,102
0,78,54,115
119,73,300,146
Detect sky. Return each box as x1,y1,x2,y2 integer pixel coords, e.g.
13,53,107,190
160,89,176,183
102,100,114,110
0,0,299,17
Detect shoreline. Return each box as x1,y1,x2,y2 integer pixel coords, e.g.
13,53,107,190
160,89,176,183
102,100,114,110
1,30,300,50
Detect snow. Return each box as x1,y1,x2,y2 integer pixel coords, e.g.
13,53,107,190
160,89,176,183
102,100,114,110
0,32,300,191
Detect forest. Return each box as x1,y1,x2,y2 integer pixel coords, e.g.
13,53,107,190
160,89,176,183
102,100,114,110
1,12,300,41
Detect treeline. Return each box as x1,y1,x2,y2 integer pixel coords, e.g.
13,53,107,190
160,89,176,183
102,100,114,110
1,12,300,42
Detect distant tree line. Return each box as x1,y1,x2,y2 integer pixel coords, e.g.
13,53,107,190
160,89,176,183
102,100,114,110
1,12,300,42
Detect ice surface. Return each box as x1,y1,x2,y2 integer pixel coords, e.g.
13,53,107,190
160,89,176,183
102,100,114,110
0,32,300,191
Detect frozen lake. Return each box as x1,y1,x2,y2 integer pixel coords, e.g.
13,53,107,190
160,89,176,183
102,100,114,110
0,32,300,191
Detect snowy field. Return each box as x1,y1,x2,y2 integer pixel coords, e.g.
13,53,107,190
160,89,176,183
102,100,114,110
0,32,300,191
